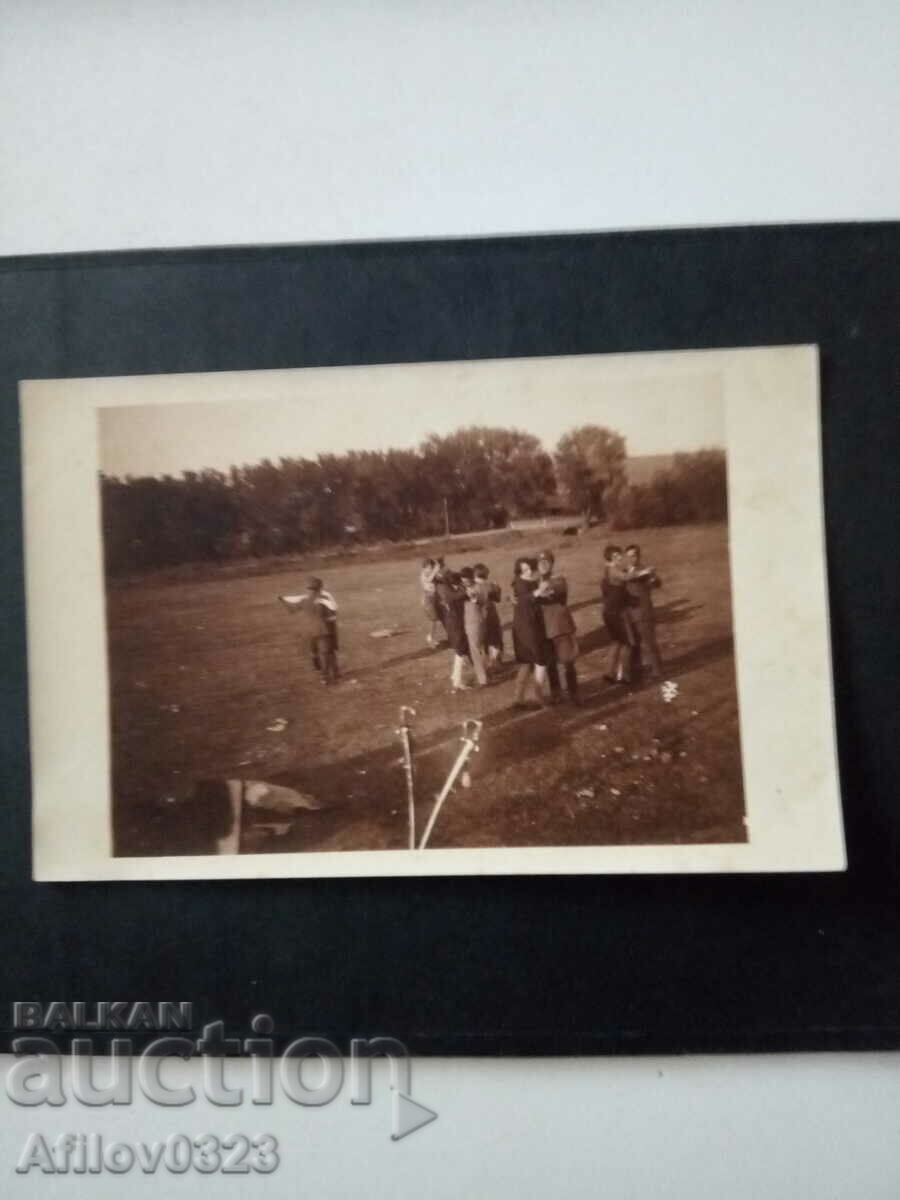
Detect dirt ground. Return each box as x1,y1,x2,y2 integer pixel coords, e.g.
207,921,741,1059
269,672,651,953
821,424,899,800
107,521,746,856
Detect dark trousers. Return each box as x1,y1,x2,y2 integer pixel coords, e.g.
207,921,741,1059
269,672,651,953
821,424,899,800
310,631,339,682
547,642,579,700
631,612,661,677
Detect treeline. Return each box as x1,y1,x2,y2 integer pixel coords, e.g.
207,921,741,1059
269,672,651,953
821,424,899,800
606,449,727,530
100,423,727,575
101,427,555,574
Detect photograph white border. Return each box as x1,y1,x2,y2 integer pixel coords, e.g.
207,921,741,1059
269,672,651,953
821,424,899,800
21,345,845,880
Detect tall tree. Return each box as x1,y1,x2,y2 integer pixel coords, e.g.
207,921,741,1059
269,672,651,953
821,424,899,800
420,426,556,530
554,425,626,525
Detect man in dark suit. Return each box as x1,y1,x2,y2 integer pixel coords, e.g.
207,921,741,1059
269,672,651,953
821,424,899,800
624,544,663,678
536,550,580,704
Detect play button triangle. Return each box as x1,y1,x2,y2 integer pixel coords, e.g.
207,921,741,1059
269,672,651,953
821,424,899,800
391,1089,438,1141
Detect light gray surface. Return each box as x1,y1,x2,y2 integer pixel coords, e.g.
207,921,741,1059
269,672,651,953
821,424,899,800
1,1053,899,1197
1,0,897,254
3,1,898,1195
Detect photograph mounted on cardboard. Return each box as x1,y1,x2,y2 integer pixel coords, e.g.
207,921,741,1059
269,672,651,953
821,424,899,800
21,346,844,880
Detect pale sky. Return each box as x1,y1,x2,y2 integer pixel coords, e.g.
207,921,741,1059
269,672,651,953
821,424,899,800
98,356,725,478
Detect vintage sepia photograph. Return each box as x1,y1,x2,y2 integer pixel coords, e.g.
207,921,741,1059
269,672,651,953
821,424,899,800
22,347,844,879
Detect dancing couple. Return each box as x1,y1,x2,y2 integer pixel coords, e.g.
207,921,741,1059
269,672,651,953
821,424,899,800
512,550,580,709
601,543,662,684
426,559,504,692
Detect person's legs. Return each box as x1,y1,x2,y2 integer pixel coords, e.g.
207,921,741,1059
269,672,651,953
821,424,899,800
564,662,579,702
469,640,488,686
643,619,663,676
619,614,639,683
451,653,463,689
323,646,338,682
324,631,339,682
632,629,644,681
533,664,550,704
487,614,504,664
451,653,471,690
314,634,337,683
628,616,643,681
424,597,437,646
513,664,532,704
545,642,561,699
618,643,632,683
310,636,322,674
606,640,622,681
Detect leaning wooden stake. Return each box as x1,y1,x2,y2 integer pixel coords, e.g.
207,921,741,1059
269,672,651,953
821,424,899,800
397,706,417,850
419,719,482,850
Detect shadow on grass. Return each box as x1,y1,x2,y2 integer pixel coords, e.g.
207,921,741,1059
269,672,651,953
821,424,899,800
121,621,732,857
575,597,702,656
260,631,736,851
345,595,700,681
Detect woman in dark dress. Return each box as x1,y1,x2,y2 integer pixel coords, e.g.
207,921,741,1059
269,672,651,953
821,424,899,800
436,568,472,692
511,556,550,707
474,563,504,665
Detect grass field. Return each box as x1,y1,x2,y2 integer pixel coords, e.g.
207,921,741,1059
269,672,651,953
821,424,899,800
108,521,746,856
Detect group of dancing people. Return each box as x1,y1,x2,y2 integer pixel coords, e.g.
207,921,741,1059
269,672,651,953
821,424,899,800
290,541,663,703
420,541,663,709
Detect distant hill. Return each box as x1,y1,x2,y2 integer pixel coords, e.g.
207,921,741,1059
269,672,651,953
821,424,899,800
625,454,674,486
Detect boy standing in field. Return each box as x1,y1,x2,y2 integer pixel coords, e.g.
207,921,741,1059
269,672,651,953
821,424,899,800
297,576,340,684
624,543,663,678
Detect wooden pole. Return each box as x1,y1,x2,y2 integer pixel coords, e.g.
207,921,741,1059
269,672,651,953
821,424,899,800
398,706,417,850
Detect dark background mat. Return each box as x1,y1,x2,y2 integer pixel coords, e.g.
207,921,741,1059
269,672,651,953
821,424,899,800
0,223,898,1055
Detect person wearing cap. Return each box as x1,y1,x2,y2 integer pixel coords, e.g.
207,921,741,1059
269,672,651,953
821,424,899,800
535,549,580,704
297,576,339,684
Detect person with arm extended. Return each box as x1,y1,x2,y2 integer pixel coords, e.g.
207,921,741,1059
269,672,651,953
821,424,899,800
298,576,340,684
